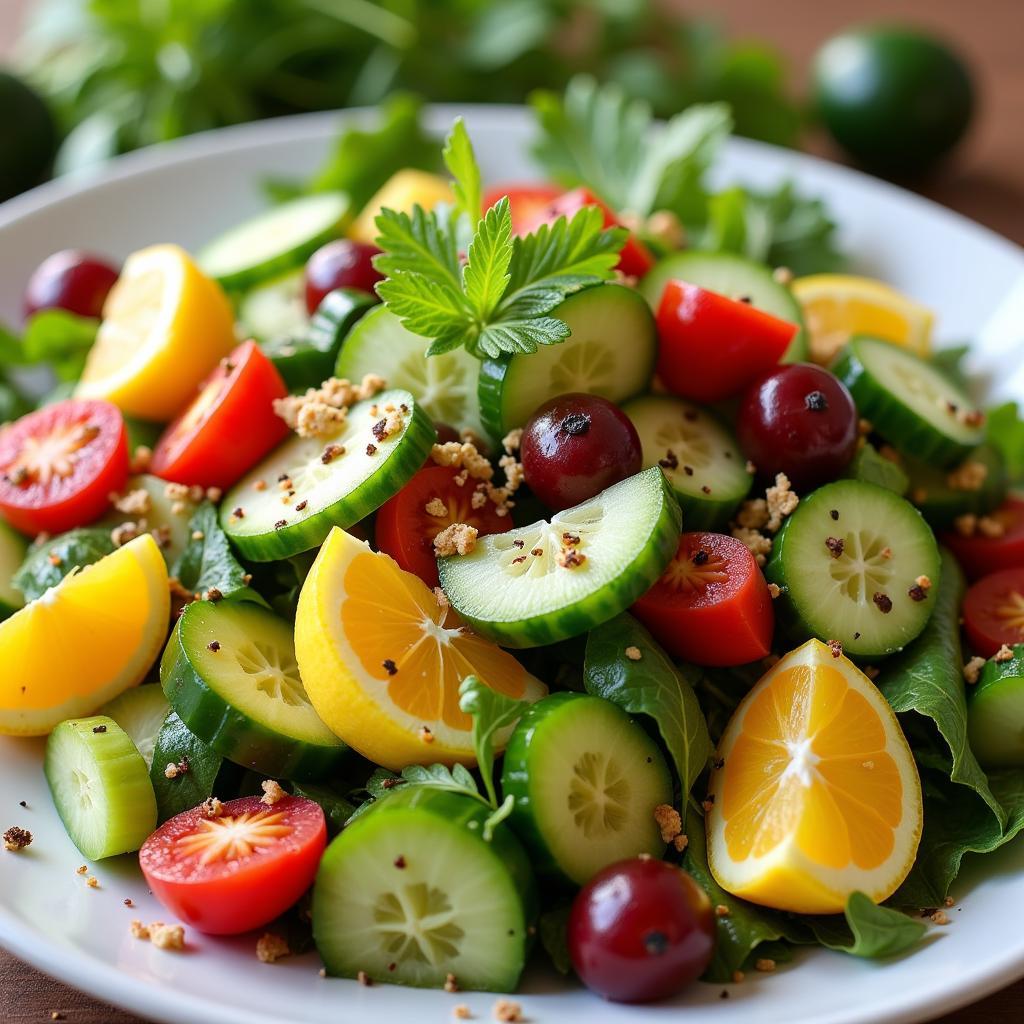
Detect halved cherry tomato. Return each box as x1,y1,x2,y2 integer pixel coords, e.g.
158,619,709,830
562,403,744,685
151,340,289,490
483,183,563,235
375,465,513,588
632,531,774,666
139,795,326,935
0,399,128,535
656,282,798,402
943,496,1024,581
963,568,1024,657
520,186,655,279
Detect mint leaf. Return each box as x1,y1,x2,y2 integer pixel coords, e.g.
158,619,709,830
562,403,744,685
13,528,116,602
463,198,513,319
986,401,1024,483
442,116,482,225
584,613,712,799
458,674,530,808
806,893,926,958
172,503,254,602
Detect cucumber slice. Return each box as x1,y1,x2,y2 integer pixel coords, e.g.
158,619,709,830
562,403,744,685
477,284,656,439
439,467,681,648
833,336,985,467
969,646,1024,768
904,444,1007,530
44,715,157,860
622,394,752,529
102,474,195,567
336,306,485,439
198,192,350,290
0,520,27,620
766,479,941,658
845,442,909,495
162,599,347,780
221,388,434,561
640,250,807,362
148,709,226,823
100,684,170,769
501,692,672,885
313,787,537,991
239,268,308,343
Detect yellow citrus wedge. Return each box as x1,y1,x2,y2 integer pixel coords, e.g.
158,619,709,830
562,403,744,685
294,527,546,770
792,273,934,364
0,534,170,736
76,244,236,420
706,638,922,914
349,170,454,245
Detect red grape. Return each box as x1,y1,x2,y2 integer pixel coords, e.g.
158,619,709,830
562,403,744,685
568,857,716,1003
736,363,858,490
304,240,383,313
24,250,119,321
520,393,642,511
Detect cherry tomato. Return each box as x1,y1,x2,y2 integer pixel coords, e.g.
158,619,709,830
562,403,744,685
737,363,858,490
569,857,716,1003
375,465,513,588
24,250,119,321
522,186,655,279
943,497,1024,581
963,568,1024,657
0,399,128,535
304,240,383,313
521,393,642,511
139,795,326,935
151,341,289,490
482,183,562,235
633,532,774,666
656,281,798,403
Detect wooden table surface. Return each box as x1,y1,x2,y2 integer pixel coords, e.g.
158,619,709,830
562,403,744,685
1,0,1023,1021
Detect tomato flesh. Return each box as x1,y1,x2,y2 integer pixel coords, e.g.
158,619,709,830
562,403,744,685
656,281,798,402
963,568,1024,658
139,795,326,935
374,465,513,588
0,399,128,535
151,340,289,490
943,497,1024,581
632,531,774,666
482,183,563,235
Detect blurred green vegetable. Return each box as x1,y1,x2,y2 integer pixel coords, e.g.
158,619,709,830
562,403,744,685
0,70,58,200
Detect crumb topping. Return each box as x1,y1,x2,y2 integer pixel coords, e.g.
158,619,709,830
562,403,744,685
493,999,522,1022
731,526,772,566
946,460,988,492
765,473,798,532
256,932,291,963
994,644,1015,663
673,833,689,852
735,498,770,530
653,804,682,844
767,583,781,599
453,1005,473,1020
261,779,286,806
433,587,449,612
3,826,32,851
132,920,185,950
624,645,642,661
130,445,152,474
273,374,385,438
444,973,459,993
111,520,145,548
110,488,151,516
963,656,986,685
424,497,448,518
434,523,478,557
755,958,776,972
431,441,494,481
200,796,225,818
501,429,522,455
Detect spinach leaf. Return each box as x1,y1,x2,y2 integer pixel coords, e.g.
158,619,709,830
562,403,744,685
538,904,573,975
289,781,358,837
149,711,224,824
584,613,712,799
986,401,1024,483
21,310,100,382
348,762,487,824
13,528,116,602
805,892,926,958
171,502,256,603
459,674,530,808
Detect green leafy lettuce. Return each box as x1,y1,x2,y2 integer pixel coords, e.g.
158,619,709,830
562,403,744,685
13,527,116,602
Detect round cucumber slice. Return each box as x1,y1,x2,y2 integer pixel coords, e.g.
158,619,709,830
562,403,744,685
502,692,672,885
833,336,985,467
221,388,435,561
0,519,27,620
238,267,308,343
905,444,1007,529
198,192,350,291
336,306,485,439
439,467,681,648
161,600,346,781
640,250,807,362
313,787,536,991
100,684,170,769
969,647,1024,768
477,284,657,439
766,479,941,658
622,394,752,530
44,715,157,860
148,709,227,823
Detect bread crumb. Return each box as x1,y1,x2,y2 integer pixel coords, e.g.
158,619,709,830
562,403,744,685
434,523,478,557
915,575,932,591
431,441,494,481
772,266,793,285
453,1006,473,1020
433,587,449,612
954,513,978,537
502,429,523,455
256,932,291,963
2,826,31,851
978,515,1006,539
261,779,286,806
994,644,1015,663
731,526,772,566
963,656,986,685
274,375,384,438
132,920,185,950
732,970,745,984
493,999,522,1022
357,970,373,986
625,646,642,661
755,958,776,972
673,833,689,853
111,488,151,516
444,972,459,993
765,473,798,532
735,498,769,530
130,445,152,474
76,864,88,875
200,796,224,818
425,497,448,518
715,904,731,918
930,910,950,926
111,520,145,547
86,875,99,888
767,583,781,599
419,726,435,744
654,804,682,843
947,460,988,492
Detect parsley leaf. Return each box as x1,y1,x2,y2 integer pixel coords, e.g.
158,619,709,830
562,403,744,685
442,116,483,225
463,198,514,320
459,674,530,809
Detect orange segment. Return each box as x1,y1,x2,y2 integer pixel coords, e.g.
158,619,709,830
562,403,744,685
707,639,922,914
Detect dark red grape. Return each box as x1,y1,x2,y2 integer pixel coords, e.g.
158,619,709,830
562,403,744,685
520,393,642,511
736,363,858,490
304,240,383,313
568,857,716,1003
24,250,119,321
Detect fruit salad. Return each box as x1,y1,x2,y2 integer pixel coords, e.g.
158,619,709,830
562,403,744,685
2,77,1023,1005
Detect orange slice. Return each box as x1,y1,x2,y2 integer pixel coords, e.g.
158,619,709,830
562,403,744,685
706,638,922,914
294,527,546,770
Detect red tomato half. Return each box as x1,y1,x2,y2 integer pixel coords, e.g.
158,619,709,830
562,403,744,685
632,531,774,666
482,183,562,235
0,399,128,535
963,568,1024,657
375,465,513,588
943,496,1024,581
655,282,798,402
151,340,289,490
139,795,326,935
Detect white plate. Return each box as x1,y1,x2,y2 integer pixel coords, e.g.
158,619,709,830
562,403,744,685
1,106,1023,1024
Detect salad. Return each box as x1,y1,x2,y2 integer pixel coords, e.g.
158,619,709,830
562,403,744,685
2,77,1024,1008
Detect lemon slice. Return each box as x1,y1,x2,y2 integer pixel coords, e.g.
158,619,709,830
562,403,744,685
294,527,546,770
0,534,170,736
706,638,922,914
349,170,454,245
792,273,934,364
76,244,236,420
